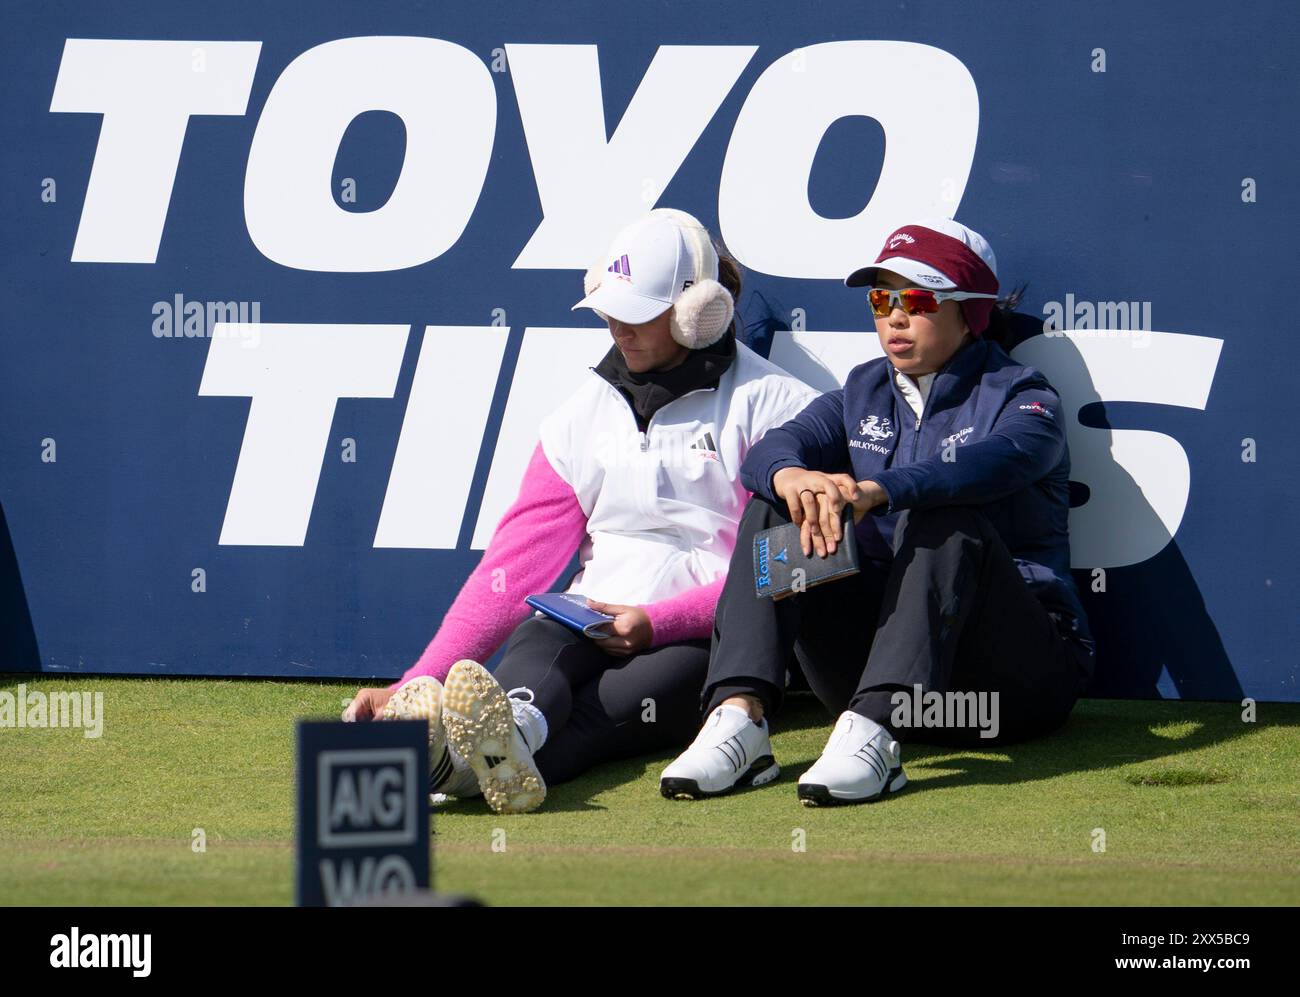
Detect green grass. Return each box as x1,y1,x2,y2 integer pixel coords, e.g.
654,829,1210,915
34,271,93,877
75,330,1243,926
2,674,1298,905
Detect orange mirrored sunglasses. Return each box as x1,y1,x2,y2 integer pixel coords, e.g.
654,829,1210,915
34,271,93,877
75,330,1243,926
868,287,997,318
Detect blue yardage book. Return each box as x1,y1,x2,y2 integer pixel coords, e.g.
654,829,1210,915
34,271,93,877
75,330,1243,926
753,506,860,599
526,592,617,637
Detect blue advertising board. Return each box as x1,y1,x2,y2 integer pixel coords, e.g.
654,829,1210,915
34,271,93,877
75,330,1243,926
1,1,1295,701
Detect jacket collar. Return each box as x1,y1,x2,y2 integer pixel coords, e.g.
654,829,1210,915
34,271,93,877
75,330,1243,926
887,336,988,419
592,329,737,430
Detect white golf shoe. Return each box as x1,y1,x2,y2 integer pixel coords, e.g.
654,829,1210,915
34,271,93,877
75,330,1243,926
378,676,479,800
797,711,907,806
660,704,780,800
442,660,547,814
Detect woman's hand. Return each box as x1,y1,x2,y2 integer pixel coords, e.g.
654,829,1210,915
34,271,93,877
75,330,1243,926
584,600,654,657
342,686,396,722
845,479,890,523
772,467,862,557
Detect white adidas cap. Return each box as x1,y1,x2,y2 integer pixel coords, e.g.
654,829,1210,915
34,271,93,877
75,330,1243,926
572,211,720,324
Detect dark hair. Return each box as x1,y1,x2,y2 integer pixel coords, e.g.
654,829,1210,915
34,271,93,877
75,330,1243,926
715,245,743,340
981,282,1028,349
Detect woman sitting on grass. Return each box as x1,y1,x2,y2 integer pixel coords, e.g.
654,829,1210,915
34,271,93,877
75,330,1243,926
343,209,816,814
661,218,1096,806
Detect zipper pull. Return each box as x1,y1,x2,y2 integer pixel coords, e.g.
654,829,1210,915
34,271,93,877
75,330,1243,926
639,432,649,452
915,417,921,430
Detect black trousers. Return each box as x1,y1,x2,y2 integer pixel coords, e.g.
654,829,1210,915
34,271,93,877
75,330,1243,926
492,616,711,784
703,495,1093,746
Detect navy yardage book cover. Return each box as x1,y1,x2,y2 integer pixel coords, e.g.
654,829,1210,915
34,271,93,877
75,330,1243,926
526,592,617,637
753,507,860,599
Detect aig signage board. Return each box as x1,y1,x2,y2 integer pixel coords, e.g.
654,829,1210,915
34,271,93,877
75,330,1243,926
0,1,1295,701
296,719,430,907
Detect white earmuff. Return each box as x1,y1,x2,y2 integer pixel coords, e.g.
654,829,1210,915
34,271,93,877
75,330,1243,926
650,208,734,350
669,278,733,349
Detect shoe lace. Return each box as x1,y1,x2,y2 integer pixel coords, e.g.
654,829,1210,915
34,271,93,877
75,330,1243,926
506,686,536,706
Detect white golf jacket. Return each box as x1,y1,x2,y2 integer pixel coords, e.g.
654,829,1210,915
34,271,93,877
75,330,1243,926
540,341,819,606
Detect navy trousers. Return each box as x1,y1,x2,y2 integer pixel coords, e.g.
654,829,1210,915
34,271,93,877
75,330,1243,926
703,495,1093,746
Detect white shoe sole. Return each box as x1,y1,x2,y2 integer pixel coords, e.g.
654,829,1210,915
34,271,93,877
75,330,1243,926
442,660,546,815
660,757,781,800
380,677,456,791
797,767,908,807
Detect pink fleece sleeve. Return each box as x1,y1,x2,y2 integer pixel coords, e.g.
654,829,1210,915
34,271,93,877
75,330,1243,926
644,576,725,645
642,488,755,646
392,442,587,687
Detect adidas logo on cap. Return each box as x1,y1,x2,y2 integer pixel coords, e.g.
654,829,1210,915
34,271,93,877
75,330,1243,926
607,254,632,281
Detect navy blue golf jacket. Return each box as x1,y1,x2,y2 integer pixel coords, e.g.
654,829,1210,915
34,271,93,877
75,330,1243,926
741,337,1093,654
